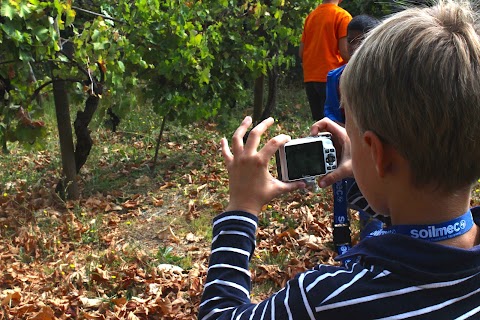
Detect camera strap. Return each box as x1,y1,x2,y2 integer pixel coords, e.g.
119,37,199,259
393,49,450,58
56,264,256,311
332,180,352,255
366,210,474,242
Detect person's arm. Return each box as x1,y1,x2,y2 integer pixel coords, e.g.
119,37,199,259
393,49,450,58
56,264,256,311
324,69,343,123
198,117,366,320
199,209,364,320
338,36,350,62
198,117,307,320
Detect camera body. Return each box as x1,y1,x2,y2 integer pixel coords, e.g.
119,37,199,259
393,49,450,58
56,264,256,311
275,133,337,182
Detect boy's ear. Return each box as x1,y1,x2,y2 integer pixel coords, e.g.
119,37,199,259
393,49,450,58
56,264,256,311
363,131,391,178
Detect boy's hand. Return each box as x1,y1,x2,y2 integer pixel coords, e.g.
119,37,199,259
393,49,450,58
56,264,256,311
221,116,305,216
310,117,353,187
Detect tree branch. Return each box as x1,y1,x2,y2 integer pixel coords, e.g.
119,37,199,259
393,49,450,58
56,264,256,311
27,78,83,106
72,6,125,24
0,60,16,66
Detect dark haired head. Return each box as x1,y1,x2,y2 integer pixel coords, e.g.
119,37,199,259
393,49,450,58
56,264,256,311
348,15,380,33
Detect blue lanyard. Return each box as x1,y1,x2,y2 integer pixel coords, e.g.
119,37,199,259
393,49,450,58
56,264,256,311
367,210,474,242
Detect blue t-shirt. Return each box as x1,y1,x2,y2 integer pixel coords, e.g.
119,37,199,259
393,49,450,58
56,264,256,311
324,64,346,123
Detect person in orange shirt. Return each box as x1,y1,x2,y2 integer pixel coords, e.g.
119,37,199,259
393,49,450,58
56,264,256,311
299,0,351,120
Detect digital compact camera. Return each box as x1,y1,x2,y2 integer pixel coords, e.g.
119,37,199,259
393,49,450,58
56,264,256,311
275,133,337,182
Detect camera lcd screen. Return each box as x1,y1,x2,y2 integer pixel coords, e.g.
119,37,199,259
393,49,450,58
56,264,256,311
285,141,326,180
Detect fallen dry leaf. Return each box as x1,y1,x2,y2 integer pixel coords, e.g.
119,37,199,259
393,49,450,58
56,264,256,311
1,289,22,306
27,305,55,320
156,226,180,243
80,297,103,309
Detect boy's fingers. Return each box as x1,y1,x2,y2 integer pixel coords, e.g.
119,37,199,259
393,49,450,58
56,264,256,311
280,180,306,194
232,116,253,155
259,134,291,160
318,163,352,188
310,117,344,136
311,117,348,161
244,117,275,155
220,138,233,164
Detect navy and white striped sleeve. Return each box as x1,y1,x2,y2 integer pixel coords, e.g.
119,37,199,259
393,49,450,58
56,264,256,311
198,211,318,320
198,211,258,320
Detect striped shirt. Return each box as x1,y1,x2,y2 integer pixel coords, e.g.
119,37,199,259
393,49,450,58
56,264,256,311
199,208,480,320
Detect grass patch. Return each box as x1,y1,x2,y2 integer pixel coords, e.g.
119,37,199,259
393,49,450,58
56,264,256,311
251,279,281,302
156,245,192,269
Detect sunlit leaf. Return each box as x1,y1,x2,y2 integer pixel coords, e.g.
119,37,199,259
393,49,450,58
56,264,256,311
1,4,15,20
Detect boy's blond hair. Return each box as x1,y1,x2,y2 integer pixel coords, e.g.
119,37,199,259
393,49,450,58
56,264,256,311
341,0,480,191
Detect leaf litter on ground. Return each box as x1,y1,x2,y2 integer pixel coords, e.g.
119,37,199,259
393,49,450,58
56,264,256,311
2,120,479,319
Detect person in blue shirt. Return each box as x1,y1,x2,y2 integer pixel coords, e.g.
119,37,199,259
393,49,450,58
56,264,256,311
199,1,480,319
324,15,383,253
324,15,380,124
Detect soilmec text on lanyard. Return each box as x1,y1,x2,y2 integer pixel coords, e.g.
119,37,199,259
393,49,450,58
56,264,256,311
367,210,474,242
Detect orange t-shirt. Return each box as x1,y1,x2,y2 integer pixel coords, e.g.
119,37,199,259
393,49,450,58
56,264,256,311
301,4,352,82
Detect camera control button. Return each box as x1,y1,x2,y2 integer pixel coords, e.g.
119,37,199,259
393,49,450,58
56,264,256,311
326,154,336,164
332,165,337,169
327,166,332,170
330,149,335,152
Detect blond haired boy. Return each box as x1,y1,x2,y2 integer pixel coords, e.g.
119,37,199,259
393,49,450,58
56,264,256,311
199,1,480,319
